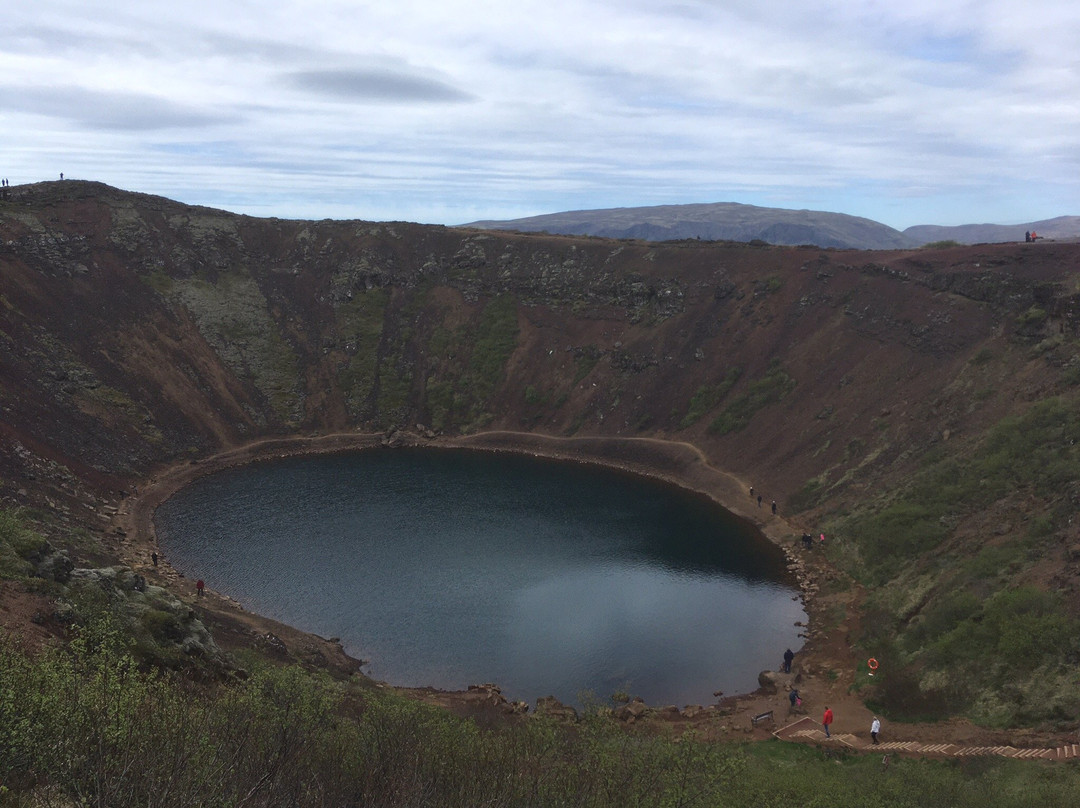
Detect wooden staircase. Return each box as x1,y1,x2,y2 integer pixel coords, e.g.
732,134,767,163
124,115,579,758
775,717,1080,760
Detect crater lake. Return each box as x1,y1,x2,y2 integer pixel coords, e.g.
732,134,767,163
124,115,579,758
154,447,804,707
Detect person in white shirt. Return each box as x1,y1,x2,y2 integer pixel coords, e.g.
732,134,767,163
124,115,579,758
871,717,881,745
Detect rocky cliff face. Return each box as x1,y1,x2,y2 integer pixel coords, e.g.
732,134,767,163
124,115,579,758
3,181,1079,511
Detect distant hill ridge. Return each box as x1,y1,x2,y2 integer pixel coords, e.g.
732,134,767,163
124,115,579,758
903,216,1080,246
465,202,1080,250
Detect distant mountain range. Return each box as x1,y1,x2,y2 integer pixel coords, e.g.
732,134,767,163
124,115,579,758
464,202,1080,250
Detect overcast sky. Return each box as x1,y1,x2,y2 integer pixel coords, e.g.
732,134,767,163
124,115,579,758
3,0,1078,229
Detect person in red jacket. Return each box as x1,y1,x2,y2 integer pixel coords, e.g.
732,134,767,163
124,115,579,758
822,706,834,738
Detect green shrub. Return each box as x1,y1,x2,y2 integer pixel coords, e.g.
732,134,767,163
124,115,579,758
469,295,519,398
965,543,1025,579
679,368,742,429
140,608,185,643
336,288,389,416
707,361,795,435
524,385,547,405
787,477,826,514
908,589,981,646
573,349,600,384
0,510,46,581
1016,306,1047,327
5,626,1080,805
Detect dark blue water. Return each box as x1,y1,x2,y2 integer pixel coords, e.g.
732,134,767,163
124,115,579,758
155,448,803,707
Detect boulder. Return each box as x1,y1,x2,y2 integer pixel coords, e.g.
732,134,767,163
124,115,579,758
614,698,648,722
466,683,507,709
39,550,74,584
535,696,579,722
758,670,785,694
503,701,529,715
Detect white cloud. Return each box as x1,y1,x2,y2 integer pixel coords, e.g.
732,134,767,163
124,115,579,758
288,68,474,103
1,0,1077,228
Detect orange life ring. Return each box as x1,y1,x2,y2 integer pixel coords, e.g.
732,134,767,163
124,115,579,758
867,658,879,670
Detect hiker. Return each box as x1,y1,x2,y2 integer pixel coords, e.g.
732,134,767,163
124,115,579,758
771,500,777,515
757,495,763,508
788,688,801,713
749,485,754,498
60,173,63,180
1031,230,1038,241
151,551,158,567
196,579,205,597
871,716,881,744
1025,230,1032,243
822,706,833,738
783,648,794,673
819,532,825,544
802,532,813,549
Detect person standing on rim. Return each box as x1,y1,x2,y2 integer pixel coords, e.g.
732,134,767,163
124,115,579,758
822,705,833,738
783,647,794,673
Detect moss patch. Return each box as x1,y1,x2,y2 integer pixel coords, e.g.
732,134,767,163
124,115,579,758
707,360,795,435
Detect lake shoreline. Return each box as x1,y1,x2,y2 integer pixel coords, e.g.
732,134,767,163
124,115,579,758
114,428,825,714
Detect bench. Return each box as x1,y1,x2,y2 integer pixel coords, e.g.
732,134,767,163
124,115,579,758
750,710,774,728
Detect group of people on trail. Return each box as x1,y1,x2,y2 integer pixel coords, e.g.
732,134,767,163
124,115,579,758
1025,230,1040,242
749,486,777,515
145,547,203,597
821,706,882,744
779,646,883,745
748,485,827,540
